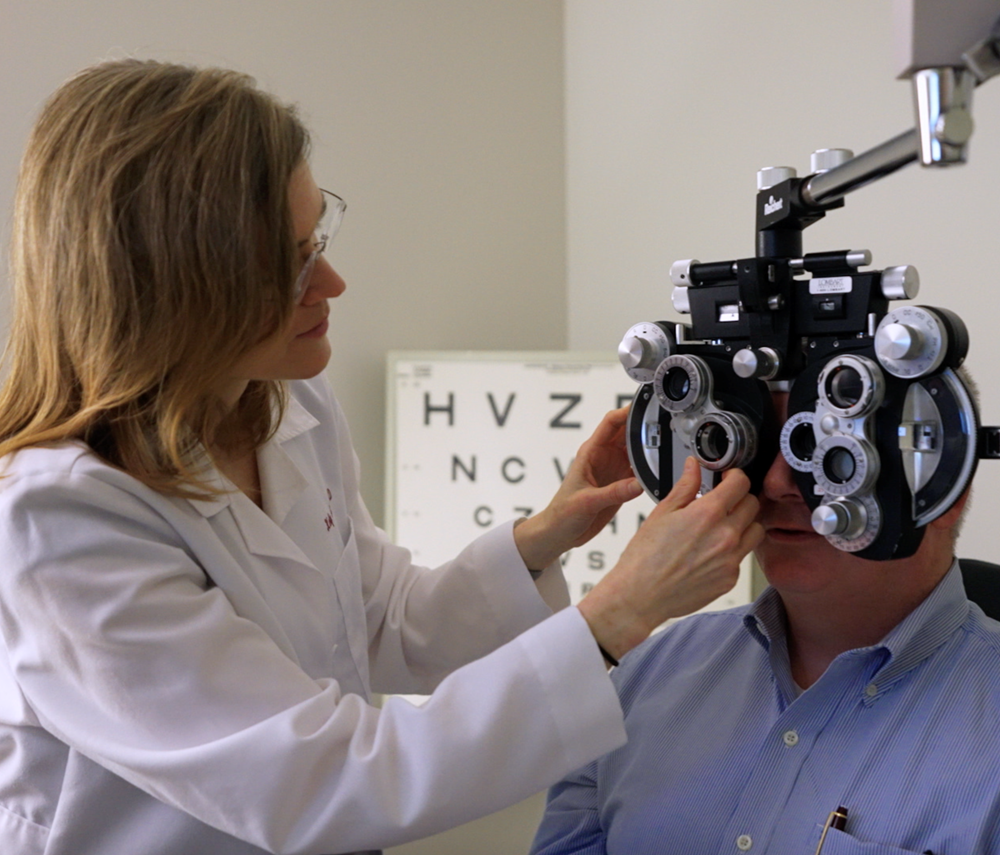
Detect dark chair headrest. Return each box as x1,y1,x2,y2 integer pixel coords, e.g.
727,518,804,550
959,558,1000,621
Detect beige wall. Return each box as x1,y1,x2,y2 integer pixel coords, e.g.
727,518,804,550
0,0,568,531
5,2,1000,853
0,3,564,853
566,0,1000,564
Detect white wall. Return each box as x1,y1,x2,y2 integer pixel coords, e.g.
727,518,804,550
566,0,1000,564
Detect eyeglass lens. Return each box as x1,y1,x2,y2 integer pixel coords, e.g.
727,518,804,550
294,190,345,301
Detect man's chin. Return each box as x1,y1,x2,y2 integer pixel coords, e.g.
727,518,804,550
755,528,847,585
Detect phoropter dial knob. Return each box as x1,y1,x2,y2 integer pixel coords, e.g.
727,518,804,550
669,260,700,315
619,322,676,383
812,498,868,540
874,306,969,379
879,265,920,301
876,322,923,361
732,347,781,380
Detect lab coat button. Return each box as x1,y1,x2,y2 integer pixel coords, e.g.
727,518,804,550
782,729,799,747
736,833,753,850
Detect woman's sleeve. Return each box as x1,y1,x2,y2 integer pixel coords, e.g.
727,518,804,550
0,466,625,855
316,381,575,695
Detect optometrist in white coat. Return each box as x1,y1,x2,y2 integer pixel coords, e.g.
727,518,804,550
0,60,763,855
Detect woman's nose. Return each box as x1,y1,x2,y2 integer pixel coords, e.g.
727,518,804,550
301,255,346,303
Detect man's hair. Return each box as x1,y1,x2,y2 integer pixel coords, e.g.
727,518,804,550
0,59,310,496
951,364,979,545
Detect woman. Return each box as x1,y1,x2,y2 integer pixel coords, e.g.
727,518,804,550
0,60,762,855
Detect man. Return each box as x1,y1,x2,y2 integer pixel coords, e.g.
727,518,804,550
531,392,1000,855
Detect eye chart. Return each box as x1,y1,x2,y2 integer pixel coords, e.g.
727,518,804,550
386,351,754,609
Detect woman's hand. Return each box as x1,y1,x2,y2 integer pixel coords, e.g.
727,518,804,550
577,457,764,661
513,406,644,571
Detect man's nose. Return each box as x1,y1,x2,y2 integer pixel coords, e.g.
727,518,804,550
761,448,803,503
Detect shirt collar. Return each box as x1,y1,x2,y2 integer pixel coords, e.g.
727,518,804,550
871,558,969,688
743,585,785,651
743,559,970,692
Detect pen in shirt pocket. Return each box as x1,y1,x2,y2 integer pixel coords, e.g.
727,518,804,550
814,805,848,855
813,807,935,855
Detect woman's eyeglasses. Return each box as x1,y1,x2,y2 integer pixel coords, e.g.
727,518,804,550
292,189,346,303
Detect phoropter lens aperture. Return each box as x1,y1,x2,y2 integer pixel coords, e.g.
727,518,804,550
787,421,816,463
816,354,884,419
663,367,691,402
827,366,864,409
823,446,857,484
695,421,730,463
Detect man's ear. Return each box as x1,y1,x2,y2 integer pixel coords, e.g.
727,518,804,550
929,486,971,531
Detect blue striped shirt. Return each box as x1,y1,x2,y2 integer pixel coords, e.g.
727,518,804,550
531,562,1000,855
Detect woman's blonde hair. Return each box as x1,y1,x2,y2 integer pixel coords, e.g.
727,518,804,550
0,59,310,496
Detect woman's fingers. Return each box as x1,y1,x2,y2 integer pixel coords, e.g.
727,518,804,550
577,460,765,659
577,405,629,453
655,457,701,513
593,477,644,508
705,466,754,514
740,520,766,553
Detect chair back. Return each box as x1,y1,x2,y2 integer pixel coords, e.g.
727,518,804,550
959,558,1000,621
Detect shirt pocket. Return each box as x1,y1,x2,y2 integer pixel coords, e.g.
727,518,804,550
820,827,930,855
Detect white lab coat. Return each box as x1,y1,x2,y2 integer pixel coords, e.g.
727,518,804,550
0,376,625,855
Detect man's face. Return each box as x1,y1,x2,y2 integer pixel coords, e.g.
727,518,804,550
754,392,874,592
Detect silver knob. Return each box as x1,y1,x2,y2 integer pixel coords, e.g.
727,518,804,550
732,347,780,380
618,337,649,371
812,502,847,536
874,307,949,379
669,259,700,286
810,148,853,173
880,265,920,300
875,322,923,362
757,166,796,191
934,108,974,146
845,249,872,268
672,286,691,314
618,322,675,383
812,498,867,540
913,68,975,166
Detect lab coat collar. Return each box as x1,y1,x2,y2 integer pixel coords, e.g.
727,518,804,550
186,461,232,519
260,394,320,527
271,390,321,444
187,393,320,521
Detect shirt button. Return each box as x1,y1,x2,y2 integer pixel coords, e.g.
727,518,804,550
782,729,799,747
865,683,878,698
736,834,753,850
